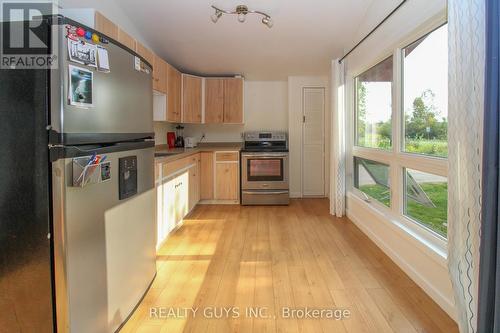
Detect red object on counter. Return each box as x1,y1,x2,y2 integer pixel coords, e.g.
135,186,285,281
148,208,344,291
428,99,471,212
167,132,176,149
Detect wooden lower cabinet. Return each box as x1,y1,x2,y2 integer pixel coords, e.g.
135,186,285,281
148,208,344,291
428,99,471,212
215,163,239,200
188,155,201,211
200,152,214,200
156,155,199,247
156,151,239,246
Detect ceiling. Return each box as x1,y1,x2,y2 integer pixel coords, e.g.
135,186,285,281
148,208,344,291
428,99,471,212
116,0,402,80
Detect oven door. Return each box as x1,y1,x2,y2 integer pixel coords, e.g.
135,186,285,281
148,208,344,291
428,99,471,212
241,152,289,190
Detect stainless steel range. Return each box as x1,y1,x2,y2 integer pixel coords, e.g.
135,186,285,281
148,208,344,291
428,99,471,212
241,131,289,205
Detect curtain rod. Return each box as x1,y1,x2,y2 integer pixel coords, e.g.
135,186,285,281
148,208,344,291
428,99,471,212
338,0,408,64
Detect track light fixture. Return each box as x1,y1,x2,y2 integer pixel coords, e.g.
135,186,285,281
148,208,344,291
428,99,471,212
210,4,273,28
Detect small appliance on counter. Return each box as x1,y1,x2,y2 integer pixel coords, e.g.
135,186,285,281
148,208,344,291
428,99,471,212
184,137,198,148
174,125,185,148
167,131,176,148
241,131,289,205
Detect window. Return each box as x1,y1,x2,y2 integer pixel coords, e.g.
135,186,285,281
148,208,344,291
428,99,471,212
403,24,448,157
355,56,393,150
354,157,390,207
350,23,448,242
404,169,447,237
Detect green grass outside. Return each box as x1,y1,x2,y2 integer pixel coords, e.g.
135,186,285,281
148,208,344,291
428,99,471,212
359,182,447,237
405,139,448,157
357,134,448,157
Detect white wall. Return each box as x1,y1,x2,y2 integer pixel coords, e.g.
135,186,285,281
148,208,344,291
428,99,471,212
288,76,330,198
332,0,456,320
181,81,288,142
153,122,175,145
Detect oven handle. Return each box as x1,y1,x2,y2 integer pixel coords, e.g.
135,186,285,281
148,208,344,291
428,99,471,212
241,154,288,158
242,190,289,195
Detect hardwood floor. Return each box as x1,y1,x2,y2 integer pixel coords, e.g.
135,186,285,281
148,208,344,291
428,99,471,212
121,199,458,333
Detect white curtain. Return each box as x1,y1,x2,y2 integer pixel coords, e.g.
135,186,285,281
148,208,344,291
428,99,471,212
330,58,346,217
447,0,485,332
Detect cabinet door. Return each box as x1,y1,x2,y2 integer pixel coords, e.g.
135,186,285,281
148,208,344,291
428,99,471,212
95,12,118,40
153,55,167,94
159,177,176,246
135,42,154,66
182,75,202,123
223,78,243,124
167,65,182,123
200,152,214,200
188,163,200,211
117,28,135,50
215,163,239,200
205,79,224,123
156,179,163,248
174,172,189,225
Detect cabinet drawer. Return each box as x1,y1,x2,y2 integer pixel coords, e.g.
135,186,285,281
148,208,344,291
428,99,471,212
215,152,239,162
162,154,197,177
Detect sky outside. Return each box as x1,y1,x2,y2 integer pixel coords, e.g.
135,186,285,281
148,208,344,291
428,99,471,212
362,24,448,123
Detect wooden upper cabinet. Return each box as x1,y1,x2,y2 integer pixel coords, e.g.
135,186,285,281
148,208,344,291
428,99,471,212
94,12,118,40
182,75,202,123
117,28,135,50
205,79,224,123
153,55,167,94
135,42,154,67
167,65,182,123
223,78,243,123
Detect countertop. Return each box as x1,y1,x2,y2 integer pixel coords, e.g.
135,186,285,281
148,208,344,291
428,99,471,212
154,142,242,163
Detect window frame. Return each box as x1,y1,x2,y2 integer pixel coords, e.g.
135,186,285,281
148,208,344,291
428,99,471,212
400,23,449,158
353,156,391,208
354,56,394,151
349,19,449,250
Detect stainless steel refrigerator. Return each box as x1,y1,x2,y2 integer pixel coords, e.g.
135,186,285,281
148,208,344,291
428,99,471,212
0,16,156,332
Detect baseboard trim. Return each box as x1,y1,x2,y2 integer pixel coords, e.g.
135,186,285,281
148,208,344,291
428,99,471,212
347,207,457,321
198,199,239,205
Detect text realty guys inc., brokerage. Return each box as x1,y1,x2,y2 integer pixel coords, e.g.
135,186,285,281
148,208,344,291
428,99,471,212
150,306,351,320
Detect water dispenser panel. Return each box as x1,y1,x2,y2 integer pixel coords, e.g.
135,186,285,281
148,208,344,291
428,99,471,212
119,156,137,200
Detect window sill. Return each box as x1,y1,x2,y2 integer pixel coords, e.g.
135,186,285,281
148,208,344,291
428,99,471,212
347,191,448,267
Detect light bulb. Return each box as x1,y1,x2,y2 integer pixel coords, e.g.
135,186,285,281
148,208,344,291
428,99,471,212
211,11,222,23
237,13,246,23
262,17,273,28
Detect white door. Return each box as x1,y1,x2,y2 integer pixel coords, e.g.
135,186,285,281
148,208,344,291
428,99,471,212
302,87,325,196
